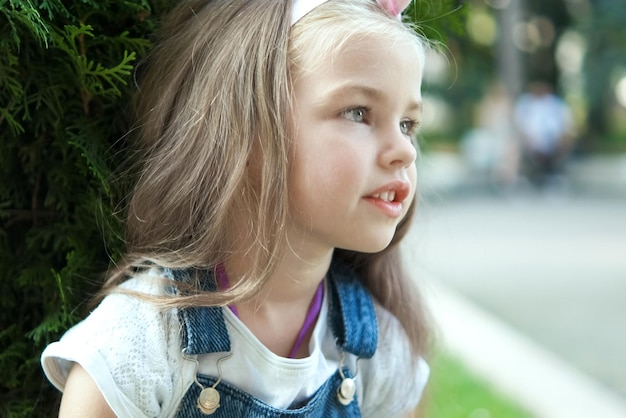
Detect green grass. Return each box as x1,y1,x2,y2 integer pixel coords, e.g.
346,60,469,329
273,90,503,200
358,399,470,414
425,351,535,418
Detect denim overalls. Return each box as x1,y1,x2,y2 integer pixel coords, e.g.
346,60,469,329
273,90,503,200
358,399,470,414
172,259,378,417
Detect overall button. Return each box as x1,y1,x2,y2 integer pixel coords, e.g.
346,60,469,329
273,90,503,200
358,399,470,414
197,387,220,414
337,377,356,405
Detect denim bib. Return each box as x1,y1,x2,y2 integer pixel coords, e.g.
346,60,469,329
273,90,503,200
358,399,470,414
172,258,378,417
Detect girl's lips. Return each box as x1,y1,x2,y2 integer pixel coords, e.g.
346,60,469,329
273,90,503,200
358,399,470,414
363,196,404,218
363,181,411,218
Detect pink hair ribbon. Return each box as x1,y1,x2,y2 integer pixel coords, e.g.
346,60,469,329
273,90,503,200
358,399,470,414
376,0,411,16
291,0,411,25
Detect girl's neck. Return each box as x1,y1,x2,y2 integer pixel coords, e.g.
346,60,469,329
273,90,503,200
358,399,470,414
223,245,333,358
225,244,333,304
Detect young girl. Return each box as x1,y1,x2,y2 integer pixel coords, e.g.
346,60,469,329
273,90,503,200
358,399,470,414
41,0,431,416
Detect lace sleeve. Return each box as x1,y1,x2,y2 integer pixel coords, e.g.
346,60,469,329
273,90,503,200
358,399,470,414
41,272,192,418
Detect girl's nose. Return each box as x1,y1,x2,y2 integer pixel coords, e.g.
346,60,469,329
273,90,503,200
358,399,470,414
378,126,418,169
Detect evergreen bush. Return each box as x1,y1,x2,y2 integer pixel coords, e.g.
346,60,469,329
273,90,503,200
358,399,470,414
0,1,176,415
0,1,463,416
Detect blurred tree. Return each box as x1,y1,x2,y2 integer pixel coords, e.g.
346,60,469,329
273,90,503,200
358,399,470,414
580,0,626,145
407,0,467,44
523,0,571,87
430,0,626,149
422,0,494,142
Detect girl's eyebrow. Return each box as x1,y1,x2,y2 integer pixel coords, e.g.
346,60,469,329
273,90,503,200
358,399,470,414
324,83,423,112
324,83,385,103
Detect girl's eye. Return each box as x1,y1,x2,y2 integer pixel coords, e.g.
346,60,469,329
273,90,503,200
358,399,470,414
400,119,418,136
341,107,367,123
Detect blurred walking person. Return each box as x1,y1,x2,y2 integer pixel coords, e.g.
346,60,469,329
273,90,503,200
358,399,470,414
514,81,575,189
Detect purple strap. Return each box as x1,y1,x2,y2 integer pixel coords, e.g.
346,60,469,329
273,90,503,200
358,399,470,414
215,263,324,359
288,281,324,359
216,263,239,318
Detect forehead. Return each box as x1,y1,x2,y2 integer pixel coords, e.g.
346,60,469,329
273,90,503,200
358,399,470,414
292,34,423,111
294,33,423,90
293,29,422,75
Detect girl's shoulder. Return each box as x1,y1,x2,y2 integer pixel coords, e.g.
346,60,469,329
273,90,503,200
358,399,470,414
41,269,191,417
359,300,430,418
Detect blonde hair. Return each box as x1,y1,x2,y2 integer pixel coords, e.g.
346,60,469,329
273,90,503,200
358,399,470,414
104,0,430,357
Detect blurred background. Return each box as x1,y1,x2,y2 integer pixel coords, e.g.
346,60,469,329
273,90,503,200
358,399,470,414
412,0,626,416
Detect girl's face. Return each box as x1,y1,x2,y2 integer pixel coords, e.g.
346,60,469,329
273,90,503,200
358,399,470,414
288,33,422,254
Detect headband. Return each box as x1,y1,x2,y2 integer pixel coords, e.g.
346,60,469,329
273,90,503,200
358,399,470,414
291,0,411,25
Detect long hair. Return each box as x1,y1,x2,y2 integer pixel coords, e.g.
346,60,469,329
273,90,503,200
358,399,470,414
102,0,293,306
103,0,430,357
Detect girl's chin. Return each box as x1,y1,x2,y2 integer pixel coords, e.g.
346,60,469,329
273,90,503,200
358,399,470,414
339,236,395,254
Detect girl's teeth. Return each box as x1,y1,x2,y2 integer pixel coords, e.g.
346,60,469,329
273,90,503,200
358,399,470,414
371,192,396,202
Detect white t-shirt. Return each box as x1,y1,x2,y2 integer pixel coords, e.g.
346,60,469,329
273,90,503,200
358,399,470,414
41,270,429,417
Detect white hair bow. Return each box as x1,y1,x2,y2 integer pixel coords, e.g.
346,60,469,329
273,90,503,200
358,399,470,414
291,0,411,25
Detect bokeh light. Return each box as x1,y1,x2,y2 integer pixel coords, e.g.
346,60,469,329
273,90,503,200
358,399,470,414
467,9,497,46
615,76,626,108
556,30,587,75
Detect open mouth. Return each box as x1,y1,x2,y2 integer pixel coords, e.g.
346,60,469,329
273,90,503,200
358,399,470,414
369,191,396,202
366,181,410,203
364,182,410,218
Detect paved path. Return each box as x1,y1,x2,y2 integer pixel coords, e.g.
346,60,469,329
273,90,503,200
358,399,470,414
407,190,626,398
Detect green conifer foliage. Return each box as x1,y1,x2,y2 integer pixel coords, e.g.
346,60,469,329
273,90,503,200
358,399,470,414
0,1,463,416
0,1,175,415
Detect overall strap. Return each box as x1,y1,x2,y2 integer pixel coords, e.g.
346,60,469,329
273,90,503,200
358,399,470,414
170,259,379,358
326,258,378,359
168,268,232,355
